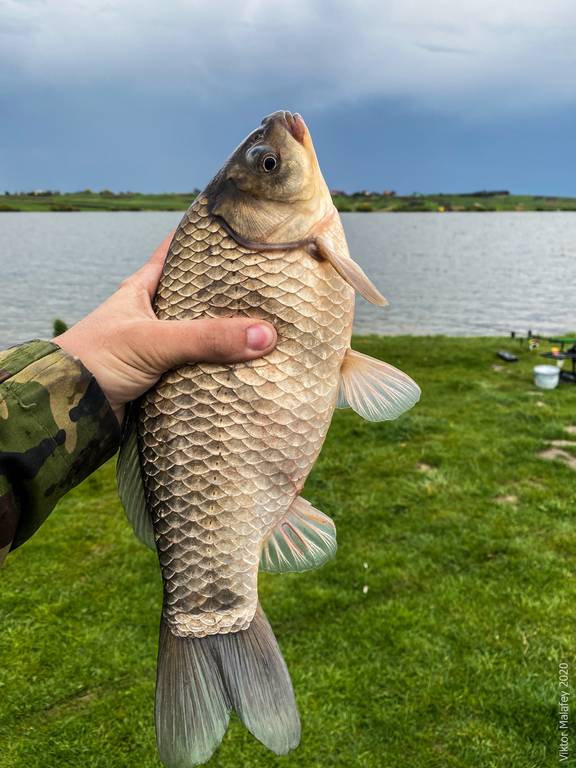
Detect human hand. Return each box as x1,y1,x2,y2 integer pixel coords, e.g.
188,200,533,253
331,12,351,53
54,232,277,425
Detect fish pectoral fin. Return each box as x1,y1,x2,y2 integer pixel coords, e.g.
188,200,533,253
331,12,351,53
337,348,421,422
116,407,155,550
260,496,337,573
314,232,388,307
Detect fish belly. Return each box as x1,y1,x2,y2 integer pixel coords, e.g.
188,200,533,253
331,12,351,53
139,198,354,638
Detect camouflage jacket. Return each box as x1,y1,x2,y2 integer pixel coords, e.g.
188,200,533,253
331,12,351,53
0,340,121,566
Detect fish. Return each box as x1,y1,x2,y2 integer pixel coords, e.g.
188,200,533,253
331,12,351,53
117,110,420,767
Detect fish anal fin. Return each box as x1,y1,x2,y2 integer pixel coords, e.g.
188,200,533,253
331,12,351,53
260,496,336,573
338,348,421,422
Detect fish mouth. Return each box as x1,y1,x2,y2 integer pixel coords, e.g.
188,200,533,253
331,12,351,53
262,110,306,144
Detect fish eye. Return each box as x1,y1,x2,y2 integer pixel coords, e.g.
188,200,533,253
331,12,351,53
245,144,280,174
262,154,278,173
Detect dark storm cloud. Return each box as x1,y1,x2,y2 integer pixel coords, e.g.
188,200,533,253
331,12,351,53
2,0,576,195
2,0,576,110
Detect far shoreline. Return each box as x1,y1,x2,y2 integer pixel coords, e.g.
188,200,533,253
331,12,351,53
3,190,576,213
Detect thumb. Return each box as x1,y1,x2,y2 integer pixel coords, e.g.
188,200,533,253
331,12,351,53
131,317,277,373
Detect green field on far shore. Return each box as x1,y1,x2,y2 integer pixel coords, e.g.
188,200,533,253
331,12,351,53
3,190,576,213
0,335,573,768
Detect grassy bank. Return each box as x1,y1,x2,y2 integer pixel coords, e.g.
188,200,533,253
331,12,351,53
0,191,194,213
3,190,576,213
0,336,574,767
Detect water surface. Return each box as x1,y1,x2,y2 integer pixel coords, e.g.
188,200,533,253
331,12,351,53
0,211,574,344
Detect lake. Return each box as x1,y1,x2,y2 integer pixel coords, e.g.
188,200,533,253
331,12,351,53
1,211,575,345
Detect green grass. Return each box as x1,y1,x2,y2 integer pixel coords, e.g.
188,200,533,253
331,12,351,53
0,336,574,767
4,190,576,212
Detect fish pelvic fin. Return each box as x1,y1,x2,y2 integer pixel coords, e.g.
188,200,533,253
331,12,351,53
338,348,421,422
155,605,300,767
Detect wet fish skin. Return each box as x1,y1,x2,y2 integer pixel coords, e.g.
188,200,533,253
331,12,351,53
139,194,354,638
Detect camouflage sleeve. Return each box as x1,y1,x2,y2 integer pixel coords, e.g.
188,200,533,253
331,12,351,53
0,340,121,566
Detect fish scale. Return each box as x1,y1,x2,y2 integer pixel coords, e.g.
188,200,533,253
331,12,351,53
138,195,354,639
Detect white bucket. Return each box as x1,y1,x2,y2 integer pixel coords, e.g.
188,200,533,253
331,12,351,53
533,364,560,390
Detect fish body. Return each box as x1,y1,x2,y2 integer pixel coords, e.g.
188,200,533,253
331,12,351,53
140,196,354,639
117,111,420,767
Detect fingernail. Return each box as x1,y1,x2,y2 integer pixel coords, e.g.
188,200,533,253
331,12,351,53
246,323,275,351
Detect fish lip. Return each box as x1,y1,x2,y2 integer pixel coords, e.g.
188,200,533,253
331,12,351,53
262,110,307,144
284,111,306,143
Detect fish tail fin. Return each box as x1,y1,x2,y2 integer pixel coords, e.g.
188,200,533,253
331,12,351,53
155,616,230,767
213,603,301,755
155,605,300,767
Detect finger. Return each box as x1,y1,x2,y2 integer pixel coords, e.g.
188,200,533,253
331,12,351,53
129,230,176,296
131,317,277,372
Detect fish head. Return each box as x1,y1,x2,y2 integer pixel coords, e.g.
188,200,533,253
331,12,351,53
207,110,333,243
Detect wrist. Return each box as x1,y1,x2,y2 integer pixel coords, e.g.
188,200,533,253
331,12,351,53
53,331,124,426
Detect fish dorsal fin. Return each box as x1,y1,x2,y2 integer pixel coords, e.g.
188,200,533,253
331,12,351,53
260,496,337,573
116,408,155,550
315,230,388,307
338,349,421,422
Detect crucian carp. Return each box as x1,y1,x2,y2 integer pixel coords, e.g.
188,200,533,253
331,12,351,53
117,110,420,767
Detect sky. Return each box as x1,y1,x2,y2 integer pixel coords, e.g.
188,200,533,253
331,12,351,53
1,0,576,195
